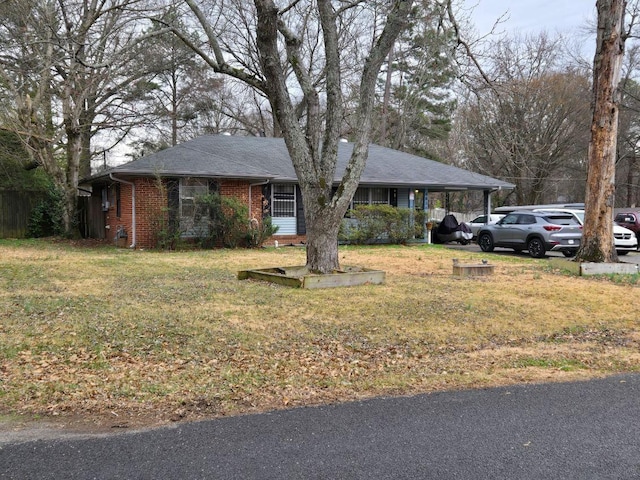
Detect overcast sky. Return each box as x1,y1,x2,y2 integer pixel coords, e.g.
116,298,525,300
462,0,597,60
463,0,596,36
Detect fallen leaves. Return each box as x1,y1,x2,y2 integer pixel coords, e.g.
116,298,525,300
1,240,640,431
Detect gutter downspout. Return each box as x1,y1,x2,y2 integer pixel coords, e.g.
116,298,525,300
109,174,136,248
248,180,270,220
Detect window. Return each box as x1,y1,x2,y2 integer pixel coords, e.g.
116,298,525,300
351,187,390,207
518,214,536,225
501,214,519,225
352,188,369,207
272,184,295,217
370,188,389,205
546,215,579,226
180,178,209,236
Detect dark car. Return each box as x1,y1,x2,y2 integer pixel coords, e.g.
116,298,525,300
477,211,582,258
614,212,640,243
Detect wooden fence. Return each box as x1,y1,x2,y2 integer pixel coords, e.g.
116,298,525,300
0,190,43,239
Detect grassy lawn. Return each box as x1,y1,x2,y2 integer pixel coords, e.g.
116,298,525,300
1,239,639,430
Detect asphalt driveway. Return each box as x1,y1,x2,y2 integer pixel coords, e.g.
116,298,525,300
2,374,640,479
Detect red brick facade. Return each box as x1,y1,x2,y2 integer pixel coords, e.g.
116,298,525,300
104,177,290,249
265,234,306,247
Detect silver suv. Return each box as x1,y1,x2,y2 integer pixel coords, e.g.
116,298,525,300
477,211,582,258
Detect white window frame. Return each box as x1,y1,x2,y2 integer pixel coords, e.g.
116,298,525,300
271,184,296,218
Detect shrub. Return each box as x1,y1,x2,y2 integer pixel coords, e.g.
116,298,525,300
339,204,426,245
194,193,278,248
245,216,279,248
154,213,183,250
27,183,65,238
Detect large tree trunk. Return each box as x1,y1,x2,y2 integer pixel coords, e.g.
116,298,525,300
576,0,626,263
253,0,411,273
183,0,412,272
304,213,341,274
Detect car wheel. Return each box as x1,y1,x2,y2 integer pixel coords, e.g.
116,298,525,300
562,251,575,257
478,233,494,252
618,251,629,256
527,237,546,258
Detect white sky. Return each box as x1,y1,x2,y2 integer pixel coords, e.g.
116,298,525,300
463,0,596,36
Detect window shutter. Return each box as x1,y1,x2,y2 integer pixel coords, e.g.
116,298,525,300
295,185,306,235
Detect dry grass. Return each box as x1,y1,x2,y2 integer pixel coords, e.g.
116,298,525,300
1,238,639,431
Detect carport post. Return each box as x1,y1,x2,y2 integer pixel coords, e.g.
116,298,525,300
409,190,415,232
423,189,429,242
483,190,491,220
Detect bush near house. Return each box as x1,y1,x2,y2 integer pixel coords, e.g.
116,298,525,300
164,193,278,249
339,204,426,244
193,193,278,249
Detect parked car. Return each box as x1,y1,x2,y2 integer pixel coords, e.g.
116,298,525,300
477,211,583,258
535,209,638,255
614,212,640,244
464,214,505,239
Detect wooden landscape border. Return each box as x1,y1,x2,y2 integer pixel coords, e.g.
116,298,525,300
238,265,385,289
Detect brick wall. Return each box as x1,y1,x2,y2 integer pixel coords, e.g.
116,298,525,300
219,180,265,221
262,235,306,247
105,178,166,248
136,178,167,248
104,177,290,249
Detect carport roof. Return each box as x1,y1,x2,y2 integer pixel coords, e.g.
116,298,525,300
89,135,514,192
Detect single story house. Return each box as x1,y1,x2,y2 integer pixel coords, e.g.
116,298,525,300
80,135,514,248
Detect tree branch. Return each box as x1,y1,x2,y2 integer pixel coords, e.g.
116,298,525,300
317,0,342,174
180,0,267,92
444,0,494,89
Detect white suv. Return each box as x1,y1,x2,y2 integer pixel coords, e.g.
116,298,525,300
533,209,638,255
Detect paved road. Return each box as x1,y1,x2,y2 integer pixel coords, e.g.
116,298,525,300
2,374,640,479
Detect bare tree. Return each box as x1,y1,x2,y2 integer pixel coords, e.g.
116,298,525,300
136,7,237,147
576,0,630,263
456,33,591,205
615,43,640,207
169,0,415,273
0,0,157,235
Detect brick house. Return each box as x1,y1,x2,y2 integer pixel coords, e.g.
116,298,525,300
80,135,514,248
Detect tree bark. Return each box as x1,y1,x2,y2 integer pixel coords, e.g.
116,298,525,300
576,0,626,263
183,0,412,272
252,0,411,273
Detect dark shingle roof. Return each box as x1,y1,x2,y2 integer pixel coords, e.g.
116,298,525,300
92,135,513,192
